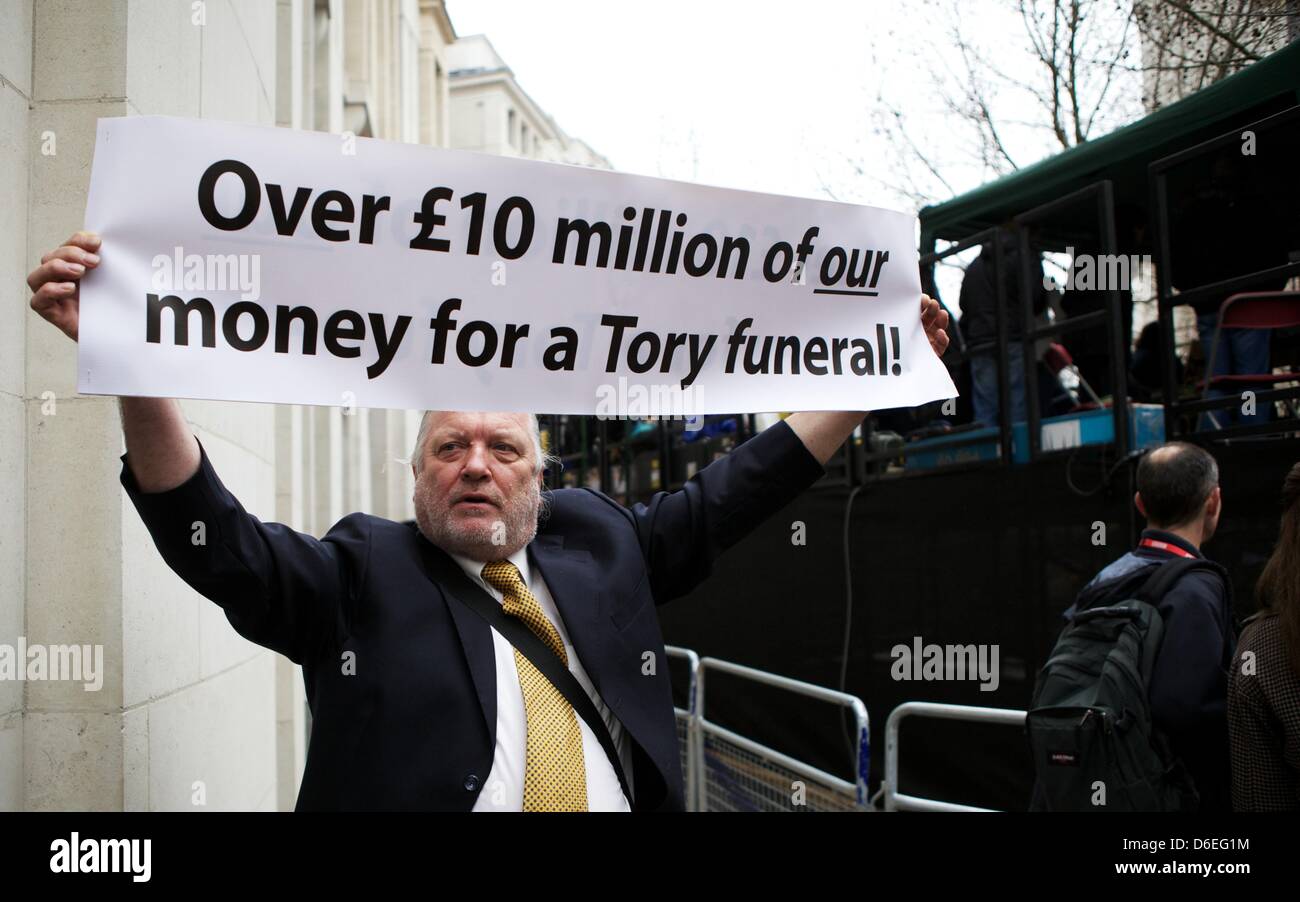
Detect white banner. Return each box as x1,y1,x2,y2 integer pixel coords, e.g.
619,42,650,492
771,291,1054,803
78,116,955,416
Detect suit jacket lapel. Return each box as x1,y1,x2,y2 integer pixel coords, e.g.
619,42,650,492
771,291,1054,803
532,533,683,811
442,582,498,740
532,534,670,804
527,534,621,708
410,525,497,742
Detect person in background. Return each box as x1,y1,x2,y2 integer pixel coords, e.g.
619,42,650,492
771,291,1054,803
958,231,1049,427
1129,321,1184,404
1170,152,1290,430
1057,203,1144,402
1065,441,1236,810
1229,461,1300,810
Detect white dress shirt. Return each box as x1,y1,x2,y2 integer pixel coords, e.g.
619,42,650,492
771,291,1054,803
449,546,634,812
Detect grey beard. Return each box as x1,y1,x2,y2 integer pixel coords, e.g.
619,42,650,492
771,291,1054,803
414,477,542,562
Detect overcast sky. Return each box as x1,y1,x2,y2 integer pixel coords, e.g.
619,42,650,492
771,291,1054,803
444,0,912,205
443,0,1136,214
443,1,1147,306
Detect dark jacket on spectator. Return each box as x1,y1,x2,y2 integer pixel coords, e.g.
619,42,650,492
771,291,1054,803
1065,528,1237,810
958,235,1047,345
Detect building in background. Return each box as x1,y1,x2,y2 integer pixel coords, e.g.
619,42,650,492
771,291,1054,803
446,33,610,168
1130,3,1298,349
1,0,603,812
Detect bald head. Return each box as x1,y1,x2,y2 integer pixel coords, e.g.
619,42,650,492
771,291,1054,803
1135,441,1220,532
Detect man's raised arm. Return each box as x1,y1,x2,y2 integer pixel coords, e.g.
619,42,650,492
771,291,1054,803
28,232,366,664
619,295,951,602
27,231,201,491
784,295,950,465
118,397,201,491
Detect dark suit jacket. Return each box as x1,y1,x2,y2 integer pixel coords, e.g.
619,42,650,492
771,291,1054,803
119,419,825,811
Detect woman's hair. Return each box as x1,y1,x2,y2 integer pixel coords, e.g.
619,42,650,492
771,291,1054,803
1255,461,1300,674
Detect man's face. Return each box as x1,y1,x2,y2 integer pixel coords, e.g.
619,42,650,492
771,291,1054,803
412,411,543,562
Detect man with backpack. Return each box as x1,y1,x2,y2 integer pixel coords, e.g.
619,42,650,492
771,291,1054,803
1029,442,1236,811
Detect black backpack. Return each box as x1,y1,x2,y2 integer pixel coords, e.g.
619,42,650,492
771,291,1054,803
1026,557,1219,812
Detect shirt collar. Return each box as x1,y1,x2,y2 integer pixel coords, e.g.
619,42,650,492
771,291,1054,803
447,544,532,589
1138,527,1202,559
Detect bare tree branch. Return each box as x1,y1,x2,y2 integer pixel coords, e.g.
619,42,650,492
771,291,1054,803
1161,0,1264,63
847,0,1286,212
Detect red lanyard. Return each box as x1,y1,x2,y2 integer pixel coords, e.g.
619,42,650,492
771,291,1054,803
1139,537,1197,559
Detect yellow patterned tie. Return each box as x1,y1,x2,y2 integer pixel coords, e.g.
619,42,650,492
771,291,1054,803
480,560,589,812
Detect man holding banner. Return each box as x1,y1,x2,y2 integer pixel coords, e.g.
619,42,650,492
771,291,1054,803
27,117,951,812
